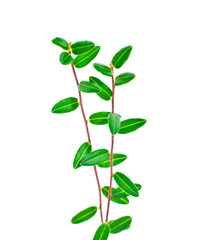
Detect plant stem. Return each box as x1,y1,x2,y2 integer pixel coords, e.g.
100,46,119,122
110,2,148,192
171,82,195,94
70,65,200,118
105,67,115,222
70,62,104,223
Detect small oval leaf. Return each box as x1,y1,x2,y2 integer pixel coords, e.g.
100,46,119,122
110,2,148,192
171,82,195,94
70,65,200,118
51,97,79,114
81,149,110,166
111,46,132,69
118,118,147,134
108,113,120,135
113,172,139,197
59,52,73,65
78,81,101,93
52,37,69,50
98,153,127,168
71,41,95,55
115,72,135,86
73,142,92,169
108,216,132,234
71,206,97,224
89,112,111,125
93,223,109,240
102,187,129,205
93,63,113,77
73,46,101,68
89,76,112,101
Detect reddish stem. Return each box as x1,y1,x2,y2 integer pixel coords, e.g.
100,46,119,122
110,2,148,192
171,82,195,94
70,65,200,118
70,62,104,223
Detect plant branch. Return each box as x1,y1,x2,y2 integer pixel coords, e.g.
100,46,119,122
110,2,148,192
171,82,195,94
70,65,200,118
70,62,104,223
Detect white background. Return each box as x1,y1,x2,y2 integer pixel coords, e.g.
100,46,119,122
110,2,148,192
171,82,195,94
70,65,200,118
0,0,209,239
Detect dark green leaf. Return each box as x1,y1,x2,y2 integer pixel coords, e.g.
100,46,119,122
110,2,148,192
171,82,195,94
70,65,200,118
98,153,127,168
73,46,101,68
108,113,120,135
102,187,129,205
78,81,101,93
59,52,73,65
113,172,139,197
81,149,110,166
89,76,112,101
118,118,147,134
135,183,142,191
51,97,79,114
111,46,132,69
73,142,92,169
71,41,95,55
93,223,109,240
71,206,97,224
51,37,69,50
108,216,132,234
115,72,135,86
93,63,113,77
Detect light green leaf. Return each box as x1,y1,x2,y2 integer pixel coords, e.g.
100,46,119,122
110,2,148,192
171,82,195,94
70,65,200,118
115,72,135,86
81,149,110,166
51,97,79,114
89,76,112,101
51,37,69,50
111,46,132,69
78,81,101,93
73,46,101,68
98,153,127,168
71,206,97,224
113,172,139,197
59,52,73,65
102,187,129,205
119,118,147,134
108,216,132,234
93,63,113,77
73,142,92,169
108,113,120,135
93,223,109,240
71,41,95,55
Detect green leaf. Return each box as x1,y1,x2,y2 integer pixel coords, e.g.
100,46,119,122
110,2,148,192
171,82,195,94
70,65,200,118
98,153,127,168
73,46,101,68
89,112,121,125
81,149,110,166
89,76,112,101
113,183,141,198
113,172,139,197
118,118,147,134
93,63,113,77
115,72,135,86
102,187,129,205
73,142,92,169
108,216,132,234
51,37,69,50
71,41,95,55
51,97,79,114
135,183,142,191
78,81,101,93
93,223,109,240
59,52,73,65
111,46,132,69
71,206,97,224
108,113,120,135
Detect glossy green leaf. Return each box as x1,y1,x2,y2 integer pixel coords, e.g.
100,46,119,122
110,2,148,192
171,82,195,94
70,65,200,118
118,118,147,134
81,149,110,166
51,97,79,114
73,142,92,169
113,183,141,198
108,113,120,135
71,206,97,224
93,223,109,240
59,52,73,65
89,76,112,101
52,37,69,50
73,46,100,68
115,72,135,86
71,41,95,55
98,153,127,168
102,187,129,205
135,183,142,191
113,172,139,197
108,216,132,234
111,46,132,69
78,81,101,93
93,63,113,77
89,112,111,125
